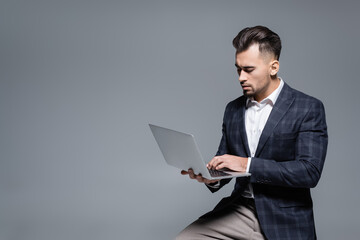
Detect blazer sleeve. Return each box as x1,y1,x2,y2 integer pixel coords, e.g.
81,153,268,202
249,99,328,188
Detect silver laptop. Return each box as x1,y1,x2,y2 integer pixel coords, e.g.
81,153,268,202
149,124,250,180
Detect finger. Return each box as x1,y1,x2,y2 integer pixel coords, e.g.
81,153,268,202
208,156,221,169
188,169,196,179
207,157,216,168
196,174,204,182
203,179,210,184
204,179,219,184
209,179,220,184
212,157,224,169
216,162,227,170
181,170,188,175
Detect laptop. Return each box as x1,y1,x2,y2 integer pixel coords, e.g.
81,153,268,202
149,124,250,180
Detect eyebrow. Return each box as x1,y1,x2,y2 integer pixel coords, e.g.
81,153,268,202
235,64,255,69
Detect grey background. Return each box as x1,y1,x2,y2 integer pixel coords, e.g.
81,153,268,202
1,0,359,239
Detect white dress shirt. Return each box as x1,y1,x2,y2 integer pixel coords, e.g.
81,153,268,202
242,78,284,198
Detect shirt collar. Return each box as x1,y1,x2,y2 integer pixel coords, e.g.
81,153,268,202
246,77,284,107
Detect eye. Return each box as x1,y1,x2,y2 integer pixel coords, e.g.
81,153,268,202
244,68,254,73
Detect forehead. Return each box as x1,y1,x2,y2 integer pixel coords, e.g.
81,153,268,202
235,44,264,66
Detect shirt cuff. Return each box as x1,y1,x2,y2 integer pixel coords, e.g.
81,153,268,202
206,181,221,188
246,157,252,173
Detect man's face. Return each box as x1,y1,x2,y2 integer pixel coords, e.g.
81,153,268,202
235,44,278,102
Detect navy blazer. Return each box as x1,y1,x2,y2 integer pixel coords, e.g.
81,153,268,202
211,82,328,240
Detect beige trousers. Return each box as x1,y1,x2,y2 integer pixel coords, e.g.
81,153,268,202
175,196,266,240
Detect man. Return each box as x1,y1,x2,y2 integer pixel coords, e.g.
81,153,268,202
176,26,328,240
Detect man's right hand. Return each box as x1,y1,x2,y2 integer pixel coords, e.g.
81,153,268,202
181,169,220,185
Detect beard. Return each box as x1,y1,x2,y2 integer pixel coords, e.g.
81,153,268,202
241,86,254,98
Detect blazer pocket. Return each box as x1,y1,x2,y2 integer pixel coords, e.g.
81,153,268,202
277,197,312,208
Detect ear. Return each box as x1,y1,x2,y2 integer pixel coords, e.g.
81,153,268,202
269,60,279,76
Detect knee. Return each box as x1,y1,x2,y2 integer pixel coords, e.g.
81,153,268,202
175,227,199,240
175,229,189,240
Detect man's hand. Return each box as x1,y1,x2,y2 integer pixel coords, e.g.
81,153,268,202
207,154,248,172
181,169,220,185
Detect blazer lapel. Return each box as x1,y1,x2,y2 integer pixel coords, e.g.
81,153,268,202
255,83,295,157
239,98,251,157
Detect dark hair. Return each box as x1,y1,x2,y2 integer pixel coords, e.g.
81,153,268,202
232,26,282,60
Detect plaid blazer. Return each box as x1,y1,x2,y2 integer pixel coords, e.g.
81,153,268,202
211,82,328,240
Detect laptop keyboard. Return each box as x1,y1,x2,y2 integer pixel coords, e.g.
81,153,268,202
208,169,231,177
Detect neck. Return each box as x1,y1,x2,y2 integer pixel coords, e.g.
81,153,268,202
254,77,280,102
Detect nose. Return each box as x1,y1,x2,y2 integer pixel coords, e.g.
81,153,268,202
238,71,247,83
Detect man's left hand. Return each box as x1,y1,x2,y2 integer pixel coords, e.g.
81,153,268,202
207,154,248,172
